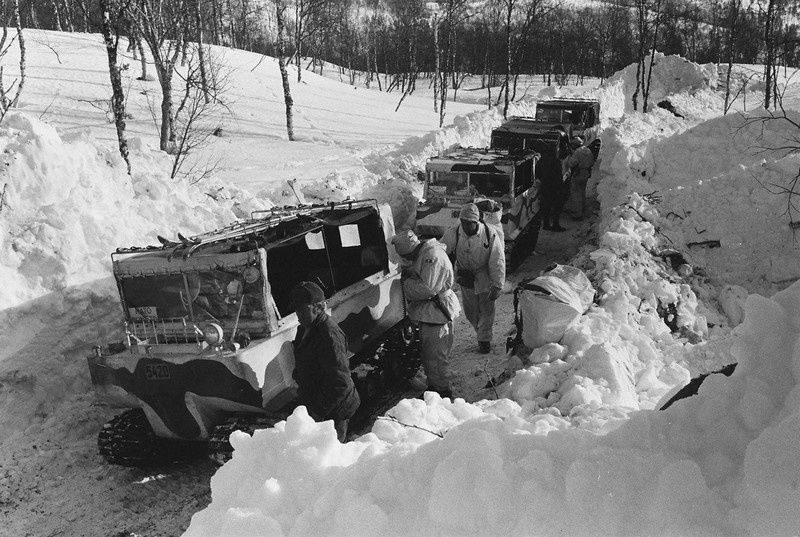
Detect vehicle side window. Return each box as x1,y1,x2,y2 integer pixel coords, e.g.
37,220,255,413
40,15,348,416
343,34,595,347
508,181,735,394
471,173,510,198
514,161,534,196
265,210,389,317
491,134,522,151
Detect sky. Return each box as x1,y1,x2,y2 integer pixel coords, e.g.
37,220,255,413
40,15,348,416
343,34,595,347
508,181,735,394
1,30,800,537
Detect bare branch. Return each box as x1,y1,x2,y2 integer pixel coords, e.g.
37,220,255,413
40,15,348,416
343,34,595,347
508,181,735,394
0,183,8,214
482,358,499,399
378,414,445,438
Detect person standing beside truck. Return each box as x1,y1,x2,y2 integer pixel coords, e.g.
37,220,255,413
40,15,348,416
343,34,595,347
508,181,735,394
392,229,461,399
538,151,569,232
441,203,506,354
291,281,360,442
566,136,596,220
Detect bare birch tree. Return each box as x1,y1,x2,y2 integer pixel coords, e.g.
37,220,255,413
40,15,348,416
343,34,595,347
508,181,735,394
0,0,25,122
276,0,294,140
9,0,25,109
130,0,186,152
98,0,132,173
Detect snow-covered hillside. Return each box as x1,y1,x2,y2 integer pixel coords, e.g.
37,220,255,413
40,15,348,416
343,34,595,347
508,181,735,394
1,31,799,537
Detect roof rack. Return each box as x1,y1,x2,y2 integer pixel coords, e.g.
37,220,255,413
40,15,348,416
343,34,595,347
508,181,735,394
537,97,599,104
115,198,377,257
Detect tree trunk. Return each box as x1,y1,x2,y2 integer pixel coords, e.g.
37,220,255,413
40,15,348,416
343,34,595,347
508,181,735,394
276,0,294,141
764,0,776,109
433,14,439,114
27,0,38,27
226,0,236,48
11,0,24,108
723,0,740,114
193,0,210,103
155,63,175,152
61,0,74,32
295,0,303,83
503,3,512,120
78,0,89,31
99,0,131,174
51,0,63,31
643,0,662,113
137,38,148,80
210,0,221,45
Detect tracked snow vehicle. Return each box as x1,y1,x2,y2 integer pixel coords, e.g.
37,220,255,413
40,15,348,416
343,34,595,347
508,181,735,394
414,147,541,269
490,119,572,197
532,98,601,143
87,199,418,466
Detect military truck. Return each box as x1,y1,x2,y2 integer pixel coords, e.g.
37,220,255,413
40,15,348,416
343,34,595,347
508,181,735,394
414,147,540,269
533,98,601,143
87,199,418,466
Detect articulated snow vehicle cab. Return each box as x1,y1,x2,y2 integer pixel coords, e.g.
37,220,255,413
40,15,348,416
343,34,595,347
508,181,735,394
490,119,572,192
414,147,541,269
88,199,417,466
532,98,601,143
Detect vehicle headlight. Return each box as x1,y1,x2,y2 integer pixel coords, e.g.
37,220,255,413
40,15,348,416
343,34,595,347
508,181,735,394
243,266,260,284
202,323,224,345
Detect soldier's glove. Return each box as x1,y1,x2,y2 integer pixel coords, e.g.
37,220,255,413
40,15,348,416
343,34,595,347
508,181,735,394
488,286,502,301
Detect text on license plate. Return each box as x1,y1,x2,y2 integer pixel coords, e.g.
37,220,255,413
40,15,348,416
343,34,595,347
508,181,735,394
145,364,170,380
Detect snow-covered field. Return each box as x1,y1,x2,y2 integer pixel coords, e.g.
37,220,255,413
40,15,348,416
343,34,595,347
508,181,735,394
1,31,800,537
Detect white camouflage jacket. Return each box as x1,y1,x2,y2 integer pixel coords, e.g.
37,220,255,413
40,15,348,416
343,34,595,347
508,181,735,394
402,239,461,324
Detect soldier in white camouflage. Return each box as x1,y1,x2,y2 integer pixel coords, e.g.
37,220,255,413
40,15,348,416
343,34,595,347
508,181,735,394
392,229,461,398
441,203,505,354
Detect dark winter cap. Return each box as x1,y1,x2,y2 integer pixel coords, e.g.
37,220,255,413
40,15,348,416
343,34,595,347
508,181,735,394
292,281,326,306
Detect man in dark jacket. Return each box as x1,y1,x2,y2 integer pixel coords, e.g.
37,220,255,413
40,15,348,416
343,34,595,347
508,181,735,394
291,281,360,442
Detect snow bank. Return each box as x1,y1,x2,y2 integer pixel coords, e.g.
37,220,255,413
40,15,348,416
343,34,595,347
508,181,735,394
0,112,272,311
185,273,800,536
600,107,800,294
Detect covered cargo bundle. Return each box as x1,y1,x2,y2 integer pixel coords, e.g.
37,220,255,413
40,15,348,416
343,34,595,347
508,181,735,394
513,265,595,349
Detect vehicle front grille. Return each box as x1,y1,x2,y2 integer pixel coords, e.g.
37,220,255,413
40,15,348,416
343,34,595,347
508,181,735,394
126,318,203,346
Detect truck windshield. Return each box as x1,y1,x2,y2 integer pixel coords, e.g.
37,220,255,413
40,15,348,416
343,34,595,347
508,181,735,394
429,171,473,196
536,108,569,123
120,269,266,323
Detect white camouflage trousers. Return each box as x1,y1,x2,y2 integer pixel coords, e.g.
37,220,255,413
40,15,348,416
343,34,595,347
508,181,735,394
461,287,496,343
419,321,454,392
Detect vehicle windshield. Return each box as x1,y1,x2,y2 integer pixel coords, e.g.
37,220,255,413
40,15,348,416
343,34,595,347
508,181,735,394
428,170,510,198
535,107,569,123
428,171,475,197
119,268,266,323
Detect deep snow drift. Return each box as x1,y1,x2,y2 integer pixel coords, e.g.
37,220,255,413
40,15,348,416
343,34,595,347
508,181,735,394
1,31,799,537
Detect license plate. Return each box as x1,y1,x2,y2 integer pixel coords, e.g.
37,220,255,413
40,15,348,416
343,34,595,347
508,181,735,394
129,306,158,320
145,364,170,380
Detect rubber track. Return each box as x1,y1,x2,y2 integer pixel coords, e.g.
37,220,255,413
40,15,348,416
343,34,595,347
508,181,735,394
98,409,205,467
